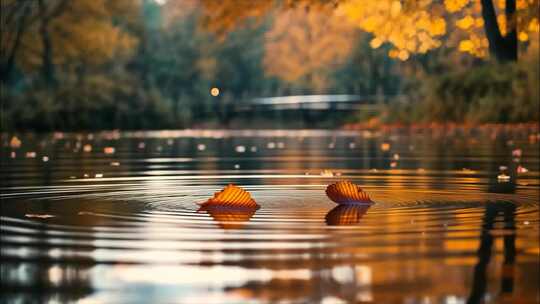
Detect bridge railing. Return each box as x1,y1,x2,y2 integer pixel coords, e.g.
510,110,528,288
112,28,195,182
235,94,402,111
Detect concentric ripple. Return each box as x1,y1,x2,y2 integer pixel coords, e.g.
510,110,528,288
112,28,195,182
1,129,539,303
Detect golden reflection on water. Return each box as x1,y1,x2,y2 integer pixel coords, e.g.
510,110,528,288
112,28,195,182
325,204,371,226
1,129,539,303
198,206,258,230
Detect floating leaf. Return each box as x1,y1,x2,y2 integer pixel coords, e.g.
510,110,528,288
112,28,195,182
200,184,259,209
326,181,373,204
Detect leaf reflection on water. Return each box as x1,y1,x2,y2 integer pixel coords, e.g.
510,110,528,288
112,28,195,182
1,129,538,303
198,205,258,230
325,204,371,226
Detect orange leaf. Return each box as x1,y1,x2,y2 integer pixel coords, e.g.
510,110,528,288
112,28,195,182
325,180,373,204
200,184,259,209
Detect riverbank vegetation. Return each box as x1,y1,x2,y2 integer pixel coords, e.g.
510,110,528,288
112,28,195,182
1,0,538,130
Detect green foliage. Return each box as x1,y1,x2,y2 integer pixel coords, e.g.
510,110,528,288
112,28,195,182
1,0,538,130
384,59,539,124
2,72,175,130
332,34,401,96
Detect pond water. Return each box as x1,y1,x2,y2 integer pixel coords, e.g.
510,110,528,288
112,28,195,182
1,128,539,304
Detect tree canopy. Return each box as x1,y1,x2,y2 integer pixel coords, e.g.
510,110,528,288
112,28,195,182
199,0,539,62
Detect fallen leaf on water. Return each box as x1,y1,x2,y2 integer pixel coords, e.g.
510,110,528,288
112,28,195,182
320,169,334,177
326,180,373,204
10,136,22,148
497,174,511,182
517,165,529,173
199,184,259,209
512,149,522,157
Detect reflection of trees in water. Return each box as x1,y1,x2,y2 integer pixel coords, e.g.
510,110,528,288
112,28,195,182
467,201,516,304
487,133,517,194
2,261,94,303
221,204,373,303
224,275,367,303
219,200,523,303
1,198,151,303
2,212,95,303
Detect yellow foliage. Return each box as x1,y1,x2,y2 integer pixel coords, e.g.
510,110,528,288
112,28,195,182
263,5,356,91
444,0,470,12
456,15,475,30
342,0,538,59
341,0,447,59
529,18,540,32
370,38,383,49
458,39,474,51
449,0,537,57
195,0,539,61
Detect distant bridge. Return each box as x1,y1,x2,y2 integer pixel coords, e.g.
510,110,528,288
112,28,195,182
216,94,403,125
237,94,401,112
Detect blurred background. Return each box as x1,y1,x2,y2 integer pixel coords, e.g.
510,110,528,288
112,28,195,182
1,0,539,130
1,2,539,303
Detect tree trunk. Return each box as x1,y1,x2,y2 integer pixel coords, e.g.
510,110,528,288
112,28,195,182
0,4,31,84
38,0,57,86
480,0,518,62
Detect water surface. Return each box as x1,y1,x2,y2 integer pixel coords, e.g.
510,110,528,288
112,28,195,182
1,128,539,303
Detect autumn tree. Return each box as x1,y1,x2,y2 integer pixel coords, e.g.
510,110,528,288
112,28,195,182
263,5,356,92
342,0,538,62
0,0,138,85
199,0,539,62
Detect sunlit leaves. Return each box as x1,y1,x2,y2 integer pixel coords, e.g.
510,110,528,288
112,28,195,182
341,0,446,60
456,15,476,30
444,0,470,12
446,0,539,57
194,0,539,62
341,0,538,59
